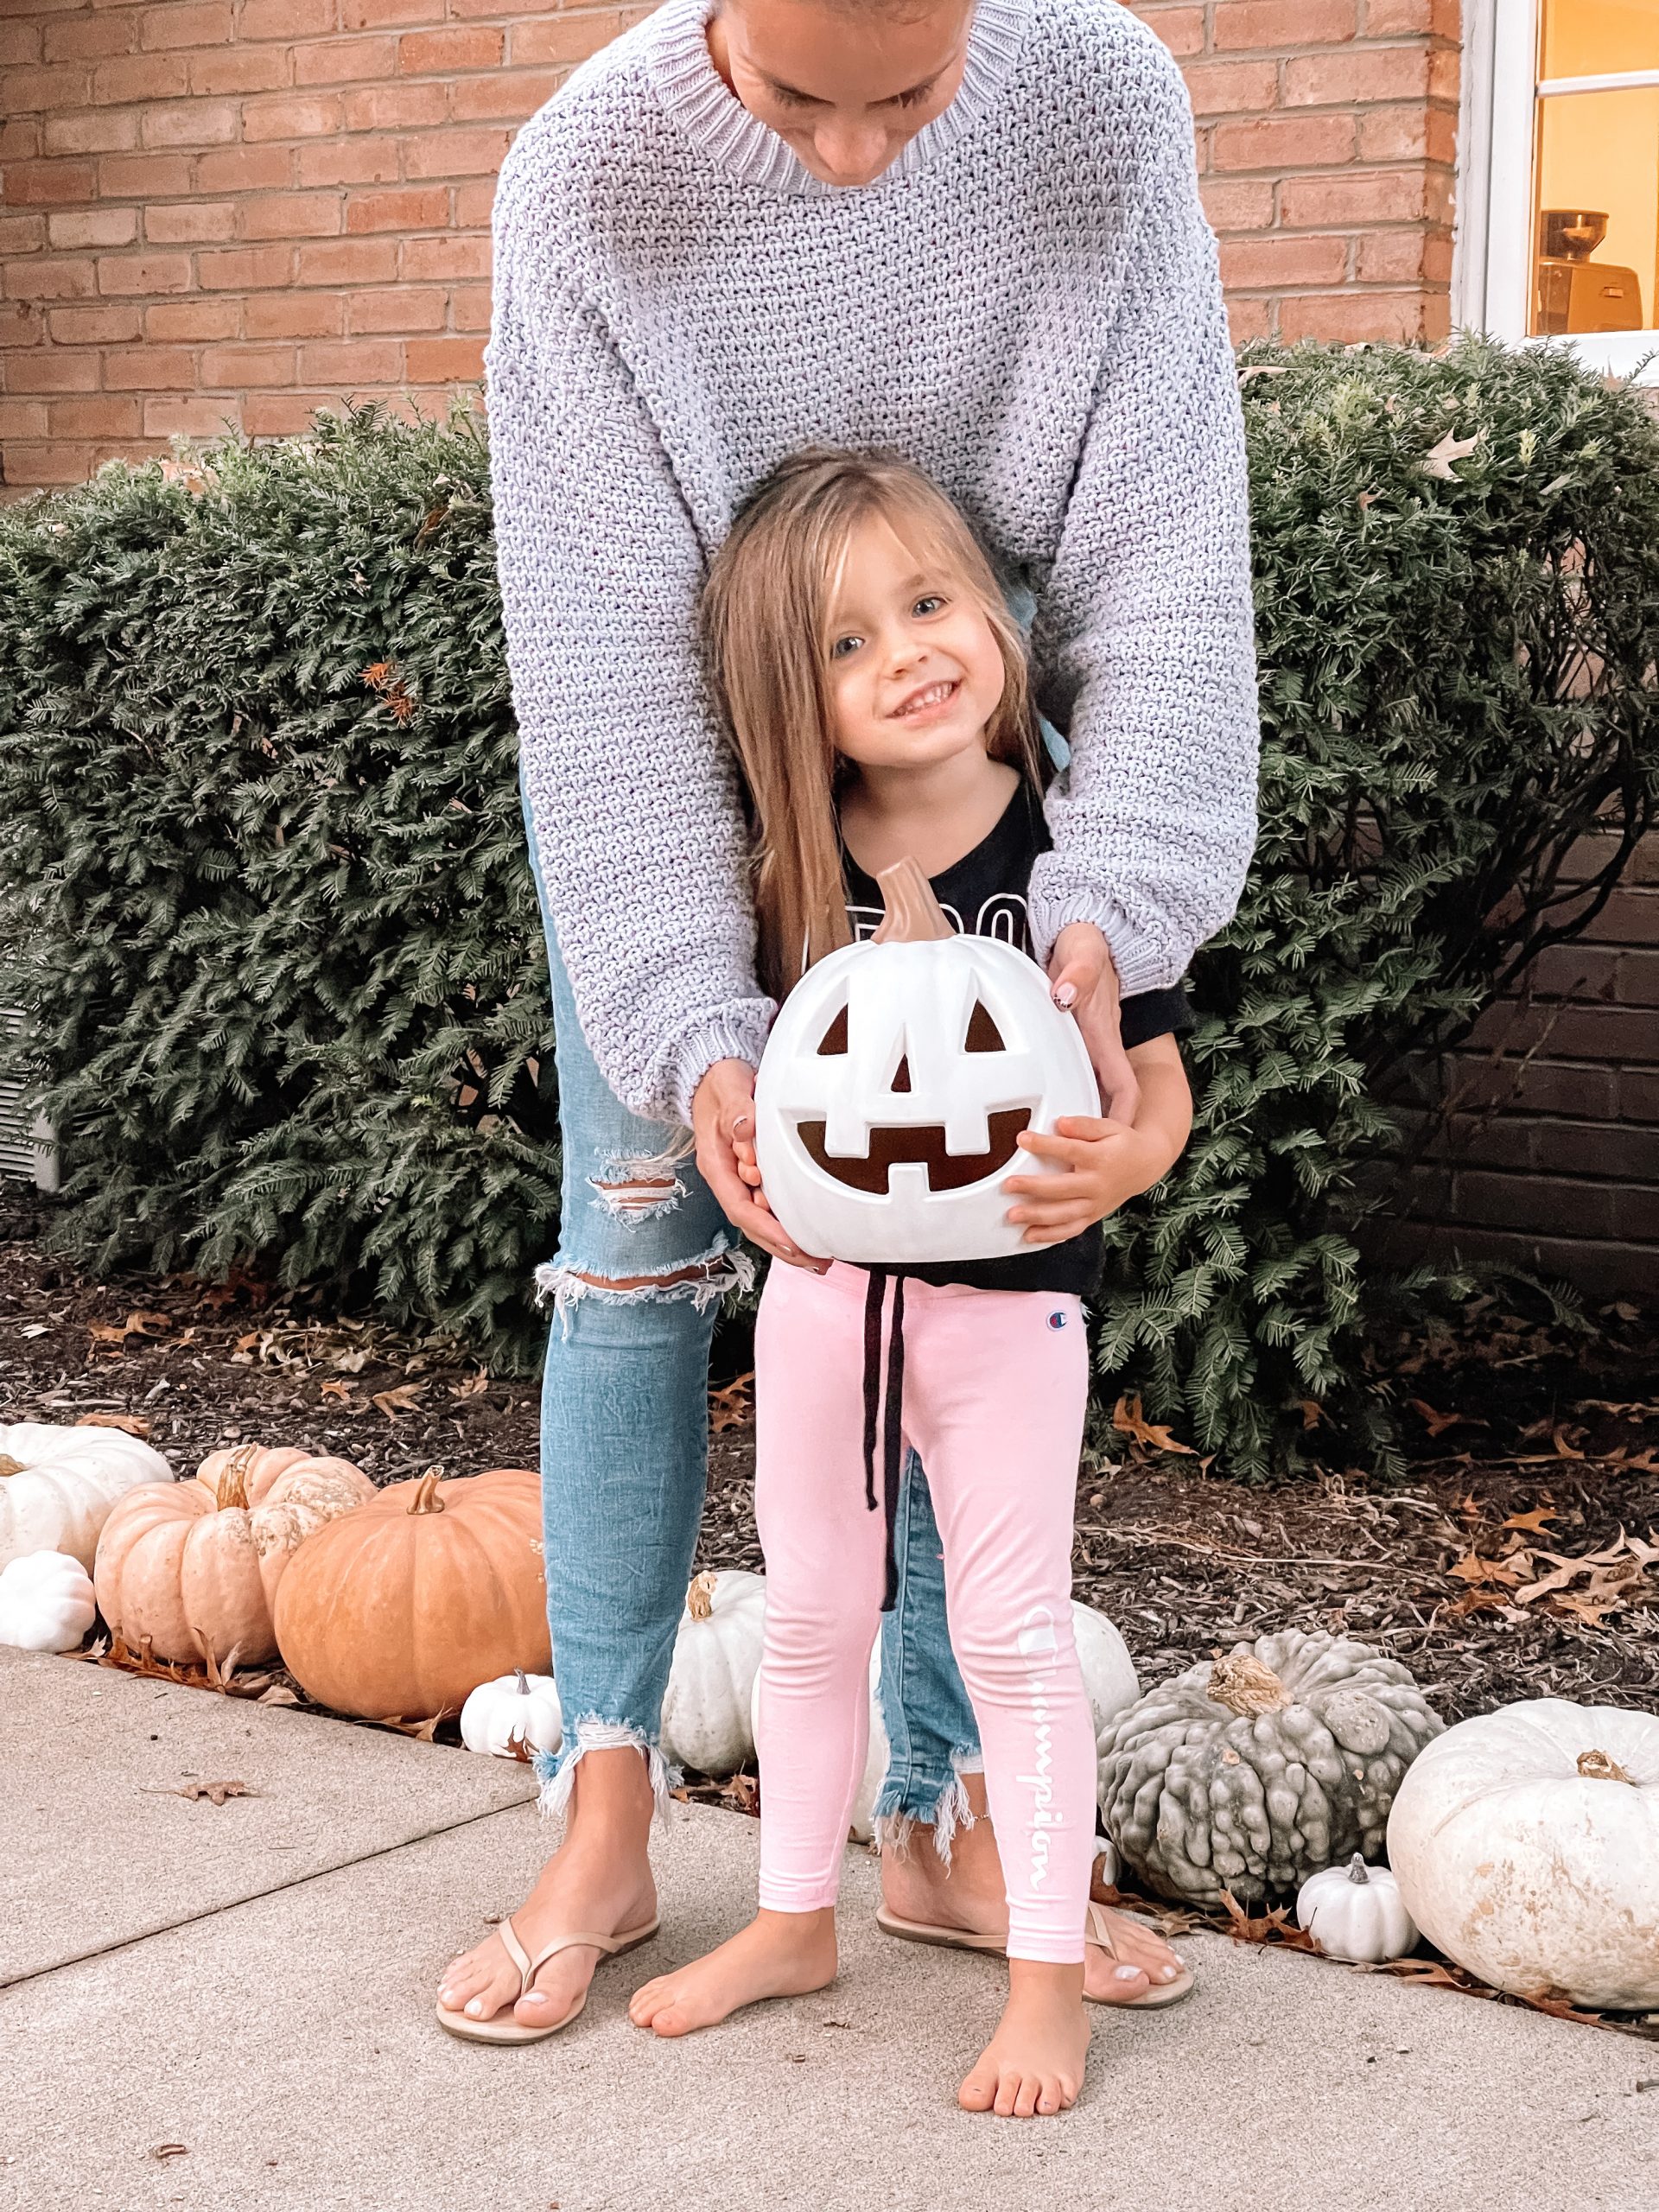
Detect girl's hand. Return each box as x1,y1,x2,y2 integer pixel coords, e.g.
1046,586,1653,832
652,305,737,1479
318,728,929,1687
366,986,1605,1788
1001,1116,1163,1245
690,1058,825,1270
1046,923,1140,1125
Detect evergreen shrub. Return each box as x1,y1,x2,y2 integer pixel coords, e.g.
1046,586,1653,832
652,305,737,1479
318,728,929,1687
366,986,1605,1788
2,339,1656,1470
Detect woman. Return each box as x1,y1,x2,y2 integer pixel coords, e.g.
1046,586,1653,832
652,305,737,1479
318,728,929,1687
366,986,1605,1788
438,0,1258,2040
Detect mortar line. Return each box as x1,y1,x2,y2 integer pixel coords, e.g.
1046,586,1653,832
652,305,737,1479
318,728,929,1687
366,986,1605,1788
0,1792,539,1993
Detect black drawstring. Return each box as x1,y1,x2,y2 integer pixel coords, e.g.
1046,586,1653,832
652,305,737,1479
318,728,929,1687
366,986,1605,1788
860,1267,908,1613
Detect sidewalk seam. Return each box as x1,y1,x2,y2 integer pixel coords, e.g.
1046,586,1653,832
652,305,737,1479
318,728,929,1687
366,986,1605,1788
1,1794,537,1993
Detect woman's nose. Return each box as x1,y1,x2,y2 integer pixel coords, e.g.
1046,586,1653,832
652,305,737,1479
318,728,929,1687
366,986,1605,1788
810,121,893,188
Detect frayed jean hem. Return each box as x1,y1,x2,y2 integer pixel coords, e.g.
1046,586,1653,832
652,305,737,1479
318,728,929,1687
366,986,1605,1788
531,1716,678,1826
870,1748,984,1868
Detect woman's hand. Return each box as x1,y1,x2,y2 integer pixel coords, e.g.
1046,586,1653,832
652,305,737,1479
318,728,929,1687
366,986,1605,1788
1046,922,1139,1124
690,1058,824,1269
1001,1116,1164,1246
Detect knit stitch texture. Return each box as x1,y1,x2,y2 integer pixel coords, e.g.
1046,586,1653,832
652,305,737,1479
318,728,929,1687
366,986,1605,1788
486,0,1259,1125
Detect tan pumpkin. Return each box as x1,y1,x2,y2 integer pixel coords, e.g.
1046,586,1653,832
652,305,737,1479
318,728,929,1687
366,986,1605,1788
93,1443,373,1670
272,1467,550,1722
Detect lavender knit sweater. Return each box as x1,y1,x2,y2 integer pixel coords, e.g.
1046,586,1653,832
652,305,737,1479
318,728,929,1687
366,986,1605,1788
485,0,1259,1126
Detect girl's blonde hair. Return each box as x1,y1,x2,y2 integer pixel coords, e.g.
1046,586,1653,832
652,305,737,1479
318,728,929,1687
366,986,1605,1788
701,447,1043,1001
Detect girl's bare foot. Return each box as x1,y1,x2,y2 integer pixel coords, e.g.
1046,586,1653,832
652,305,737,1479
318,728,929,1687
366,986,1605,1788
879,1776,1185,2003
629,1908,838,2037
437,1745,657,2031
957,1961,1090,2118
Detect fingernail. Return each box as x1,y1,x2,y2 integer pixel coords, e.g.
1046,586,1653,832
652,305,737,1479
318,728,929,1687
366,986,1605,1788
734,1115,752,1133
1052,982,1077,1009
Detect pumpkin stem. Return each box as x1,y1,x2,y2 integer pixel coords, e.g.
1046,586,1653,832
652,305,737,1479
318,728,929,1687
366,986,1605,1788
1346,1853,1370,1885
1207,1652,1288,1717
687,1570,718,1621
872,857,956,946
407,1471,446,1516
514,1668,529,1695
1577,1748,1634,1784
0,1455,26,1478
212,1440,257,1512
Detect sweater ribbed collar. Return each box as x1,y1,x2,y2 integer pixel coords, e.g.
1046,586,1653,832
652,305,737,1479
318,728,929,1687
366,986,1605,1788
645,0,1035,194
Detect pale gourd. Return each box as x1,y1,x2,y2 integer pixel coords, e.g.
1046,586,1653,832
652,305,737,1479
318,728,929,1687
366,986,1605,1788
1295,1854,1418,1963
751,1633,887,1843
1387,1698,1659,2010
1071,1599,1141,1788
0,1421,174,1573
754,857,1098,1264
0,1548,98,1653
93,1444,373,1671
1099,1629,1446,1904
659,1568,766,1777
273,1468,550,1722
460,1669,563,1762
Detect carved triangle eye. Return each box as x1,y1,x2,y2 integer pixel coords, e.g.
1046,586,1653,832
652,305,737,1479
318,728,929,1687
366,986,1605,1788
964,1001,1004,1052
892,1053,912,1094
817,1006,849,1055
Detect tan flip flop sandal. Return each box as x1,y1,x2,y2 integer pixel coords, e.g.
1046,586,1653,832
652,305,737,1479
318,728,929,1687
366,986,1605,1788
874,1900,1195,2010
435,1911,661,2044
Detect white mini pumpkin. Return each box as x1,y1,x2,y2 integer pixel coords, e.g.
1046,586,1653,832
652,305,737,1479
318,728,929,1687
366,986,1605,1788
0,1548,98,1652
460,1668,563,1761
1296,1854,1418,1963
1388,1697,1659,2010
0,1421,175,1573
754,859,1098,1265
658,1569,767,1777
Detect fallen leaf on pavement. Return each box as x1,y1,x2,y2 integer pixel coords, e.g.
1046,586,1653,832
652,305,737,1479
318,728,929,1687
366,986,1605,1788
145,1780,257,1806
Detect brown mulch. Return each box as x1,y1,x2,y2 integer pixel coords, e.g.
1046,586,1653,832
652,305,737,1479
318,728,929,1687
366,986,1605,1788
3,1186,1655,1726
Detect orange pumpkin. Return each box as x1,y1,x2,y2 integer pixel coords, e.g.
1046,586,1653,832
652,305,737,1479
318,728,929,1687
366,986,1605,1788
93,1443,374,1669
271,1467,550,1722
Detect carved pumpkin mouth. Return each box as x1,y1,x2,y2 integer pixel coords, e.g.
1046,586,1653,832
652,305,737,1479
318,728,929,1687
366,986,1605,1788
795,1109,1031,1195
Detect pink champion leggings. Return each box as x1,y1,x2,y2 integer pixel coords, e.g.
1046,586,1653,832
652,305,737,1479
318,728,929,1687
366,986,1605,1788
753,1259,1096,1965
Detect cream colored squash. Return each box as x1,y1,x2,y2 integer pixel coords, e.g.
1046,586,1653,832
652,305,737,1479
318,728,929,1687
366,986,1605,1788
0,1548,98,1653
659,1569,767,1777
0,1421,174,1573
460,1669,563,1761
1295,1854,1418,1963
1071,1600,1141,1784
1387,1698,1659,2010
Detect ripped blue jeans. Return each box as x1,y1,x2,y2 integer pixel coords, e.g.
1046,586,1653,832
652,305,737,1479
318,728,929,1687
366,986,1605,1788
523,778,980,1854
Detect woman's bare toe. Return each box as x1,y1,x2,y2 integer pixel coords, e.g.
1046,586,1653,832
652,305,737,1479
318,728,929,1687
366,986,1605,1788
1083,1906,1184,2004
438,1932,527,2024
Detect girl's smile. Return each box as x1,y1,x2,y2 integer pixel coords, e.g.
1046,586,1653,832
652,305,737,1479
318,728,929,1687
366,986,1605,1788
825,512,1006,773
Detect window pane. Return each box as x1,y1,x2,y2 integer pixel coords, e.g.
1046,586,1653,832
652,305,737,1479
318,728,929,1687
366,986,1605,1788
1533,86,1658,332
1541,0,1659,80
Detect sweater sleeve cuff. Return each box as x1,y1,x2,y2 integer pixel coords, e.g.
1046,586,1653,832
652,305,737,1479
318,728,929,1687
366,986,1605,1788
1025,887,1177,1001
665,1009,777,1128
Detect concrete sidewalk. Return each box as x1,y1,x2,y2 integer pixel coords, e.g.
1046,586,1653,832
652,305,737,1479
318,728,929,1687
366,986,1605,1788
2,1646,1652,2212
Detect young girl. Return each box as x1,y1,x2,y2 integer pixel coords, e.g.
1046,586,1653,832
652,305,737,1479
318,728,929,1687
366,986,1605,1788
628,452,1195,2118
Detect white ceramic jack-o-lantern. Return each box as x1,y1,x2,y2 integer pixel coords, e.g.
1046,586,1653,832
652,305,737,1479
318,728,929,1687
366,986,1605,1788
755,859,1099,1265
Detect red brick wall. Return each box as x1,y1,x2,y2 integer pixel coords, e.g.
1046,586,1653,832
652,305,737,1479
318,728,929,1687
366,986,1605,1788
1126,0,1461,345
0,0,1461,500
0,1,653,498
1383,834,1659,1298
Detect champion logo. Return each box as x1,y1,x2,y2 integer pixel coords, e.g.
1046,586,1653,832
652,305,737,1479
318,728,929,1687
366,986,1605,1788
1047,1310,1067,1331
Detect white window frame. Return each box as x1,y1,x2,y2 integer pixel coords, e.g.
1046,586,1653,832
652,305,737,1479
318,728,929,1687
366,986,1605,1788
1456,0,1659,379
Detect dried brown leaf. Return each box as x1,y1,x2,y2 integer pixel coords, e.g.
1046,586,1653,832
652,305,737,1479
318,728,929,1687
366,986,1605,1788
1112,1395,1198,1457
75,1411,150,1437
372,1381,428,1420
